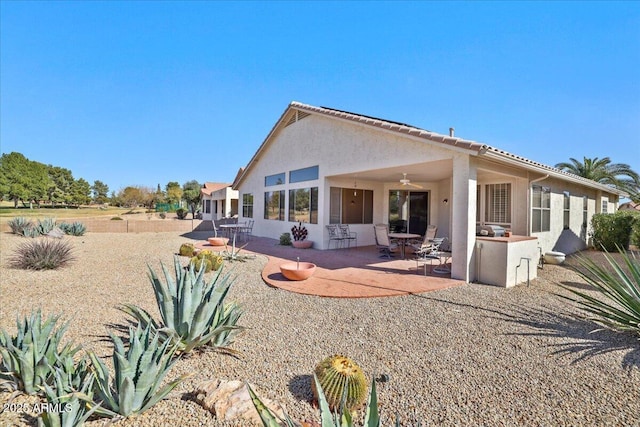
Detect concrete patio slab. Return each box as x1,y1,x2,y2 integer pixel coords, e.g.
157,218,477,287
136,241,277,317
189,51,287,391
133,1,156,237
195,236,464,298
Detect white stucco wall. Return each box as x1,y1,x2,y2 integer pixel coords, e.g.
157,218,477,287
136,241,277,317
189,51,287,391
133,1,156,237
236,113,463,249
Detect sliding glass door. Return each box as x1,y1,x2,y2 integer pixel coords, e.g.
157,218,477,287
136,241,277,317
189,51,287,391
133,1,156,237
388,190,429,235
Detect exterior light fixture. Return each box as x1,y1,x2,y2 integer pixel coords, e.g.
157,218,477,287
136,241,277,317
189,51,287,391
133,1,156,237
443,199,449,205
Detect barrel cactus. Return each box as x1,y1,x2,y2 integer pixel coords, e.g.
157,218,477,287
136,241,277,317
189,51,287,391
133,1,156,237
191,250,223,273
312,355,368,412
179,242,196,257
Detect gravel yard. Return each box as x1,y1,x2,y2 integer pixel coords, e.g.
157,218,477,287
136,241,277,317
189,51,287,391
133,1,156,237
1,232,639,426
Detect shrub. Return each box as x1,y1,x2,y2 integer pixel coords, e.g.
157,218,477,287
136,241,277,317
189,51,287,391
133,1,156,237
0,310,80,395
8,217,33,235
590,211,638,251
559,248,640,336
87,324,187,418
176,208,188,219
280,232,292,246
120,257,244,354
159,212,167,219
58,221,87,236
111,216,123,221
630,212,640,248
9,238,75,270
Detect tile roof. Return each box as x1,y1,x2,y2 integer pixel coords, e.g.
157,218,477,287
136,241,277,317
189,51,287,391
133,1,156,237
201,182,231,196
233,101,626,196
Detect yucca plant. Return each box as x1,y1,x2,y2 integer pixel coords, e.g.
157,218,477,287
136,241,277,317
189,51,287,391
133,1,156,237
120,256,244,354
558,248,640,336
87,324,188,418
8,216,34,235
38,356,100,427
9,238,75,270
0,310,80,395
249,374,381,427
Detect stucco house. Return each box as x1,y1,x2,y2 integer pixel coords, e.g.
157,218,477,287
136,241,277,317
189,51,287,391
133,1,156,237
200,182,239,221
232,102,624,286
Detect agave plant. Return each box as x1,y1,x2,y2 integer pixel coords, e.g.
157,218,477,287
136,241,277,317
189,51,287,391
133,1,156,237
57,222,87,236
8,216,34,235
38,356,100,427
120,256,244,354
36,218,57,236
9,238,75,270
0,310,80,395
87,323,188,418
249,374,381,427
559,248,640,336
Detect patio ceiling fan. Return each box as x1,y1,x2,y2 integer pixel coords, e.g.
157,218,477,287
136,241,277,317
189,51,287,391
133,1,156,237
400,173,423,189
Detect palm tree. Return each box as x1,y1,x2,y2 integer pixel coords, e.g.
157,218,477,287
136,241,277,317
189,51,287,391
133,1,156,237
555,157,640,200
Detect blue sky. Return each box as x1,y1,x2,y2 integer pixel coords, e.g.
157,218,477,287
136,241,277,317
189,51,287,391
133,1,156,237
1,1,639,195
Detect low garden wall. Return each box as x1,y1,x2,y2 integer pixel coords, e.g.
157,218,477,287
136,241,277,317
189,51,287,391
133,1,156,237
1,218,213,234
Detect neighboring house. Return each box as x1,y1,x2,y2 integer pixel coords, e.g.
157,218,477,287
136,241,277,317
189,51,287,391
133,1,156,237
200,182,239,221
232,102,624,285
619,201,640,212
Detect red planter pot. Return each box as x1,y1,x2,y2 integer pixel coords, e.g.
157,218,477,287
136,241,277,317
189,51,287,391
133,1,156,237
292,240,313,249
280,262,317,281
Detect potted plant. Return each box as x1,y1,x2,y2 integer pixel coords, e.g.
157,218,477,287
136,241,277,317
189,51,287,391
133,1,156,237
291,222,312,249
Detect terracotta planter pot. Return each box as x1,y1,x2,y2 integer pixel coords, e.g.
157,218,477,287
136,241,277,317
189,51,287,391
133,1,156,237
292,240,313,249
208,237,229,246
280,262,316,281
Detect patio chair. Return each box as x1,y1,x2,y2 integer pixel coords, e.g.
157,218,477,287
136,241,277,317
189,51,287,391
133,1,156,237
374,224,398,258
211,220,220,238
338,224,357,248
414,237,446,275
409,224,438,253
241,219,254,240
326,225,344,249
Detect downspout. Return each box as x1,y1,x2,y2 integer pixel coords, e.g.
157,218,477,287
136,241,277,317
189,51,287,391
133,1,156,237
527,173,549,236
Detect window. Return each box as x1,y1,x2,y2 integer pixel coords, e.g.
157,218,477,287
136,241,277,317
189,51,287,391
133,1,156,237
289,166,319,183
264,191,285,220
265,172,285,186
204,199,211,214
602,197,608,214
563,191,570,229
329,187,373,224
289,187,318,223
485,183,511,225
243,193,253,218
532,185,551,232
476,185,481,223
582,196,588,229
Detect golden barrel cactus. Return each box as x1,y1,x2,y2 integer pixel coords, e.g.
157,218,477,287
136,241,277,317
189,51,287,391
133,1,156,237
191,250,223,273
179,243,196,257
312,355,368,411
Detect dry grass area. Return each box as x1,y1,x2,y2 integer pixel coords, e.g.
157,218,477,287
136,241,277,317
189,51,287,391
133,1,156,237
1,232,639,426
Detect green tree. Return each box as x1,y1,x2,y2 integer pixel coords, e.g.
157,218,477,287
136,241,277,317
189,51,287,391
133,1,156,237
69,178,91,207
182,180,201,219
555,157,640,197
0,152,51,208
47,165,74,206
165,181,182,205
92,180,110,204
119,186,146,208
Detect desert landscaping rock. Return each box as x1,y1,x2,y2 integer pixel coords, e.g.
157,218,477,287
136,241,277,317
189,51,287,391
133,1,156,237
1,232,639,426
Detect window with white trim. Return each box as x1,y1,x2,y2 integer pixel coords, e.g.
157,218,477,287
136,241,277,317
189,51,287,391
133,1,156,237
532,185,551,232
485,183,511,226
243,193,253,218
602,197,608,214
563,191,570,229
264,191,285,220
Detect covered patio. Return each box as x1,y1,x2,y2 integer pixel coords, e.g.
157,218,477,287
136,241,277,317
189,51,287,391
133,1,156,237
195,236,463,298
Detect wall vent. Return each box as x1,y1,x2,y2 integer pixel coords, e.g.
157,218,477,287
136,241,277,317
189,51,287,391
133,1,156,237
284,110,311,127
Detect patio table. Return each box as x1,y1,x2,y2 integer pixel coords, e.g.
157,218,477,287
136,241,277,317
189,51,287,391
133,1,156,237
388,232,420,259
219,223,246,240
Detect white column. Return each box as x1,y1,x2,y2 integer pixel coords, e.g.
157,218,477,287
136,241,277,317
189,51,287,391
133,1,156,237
451,155,477,282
